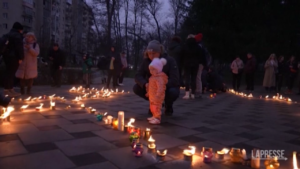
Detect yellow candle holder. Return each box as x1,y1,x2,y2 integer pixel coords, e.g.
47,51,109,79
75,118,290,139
230,148,242,163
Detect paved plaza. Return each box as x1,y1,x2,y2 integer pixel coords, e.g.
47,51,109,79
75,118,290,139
0,78,300,169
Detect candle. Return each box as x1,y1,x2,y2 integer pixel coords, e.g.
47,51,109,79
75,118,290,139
144,128,151,139
127,118,135,133
81,104,85,109
0,107,14,121
118,111,124,131
129,132,139,142
133,143,143,157
230,148,241,163
241,149,247,159
24,96,31,102
50,102,55,110
251,149,260,169
66,105,71,109
88,107,92,113
183,146,196,161
148,135,156,149
265,156,280,169
20,105,28,112
112,119,118,129
96,113,103,121
124,125,128,133
107,115,113,124
157,150,167,161
293,151,298,169
203,151,213,163
91,109,96,114
131,138,139,150
35,103,43,111
216,151,225,160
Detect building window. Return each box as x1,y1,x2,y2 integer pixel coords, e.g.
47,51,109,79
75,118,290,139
3,2,8,9
3,13,8,19
3,23,8,29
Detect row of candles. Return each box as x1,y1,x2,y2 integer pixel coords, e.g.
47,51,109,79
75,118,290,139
99,112,300,168
69,86,128,99
229,89,293,103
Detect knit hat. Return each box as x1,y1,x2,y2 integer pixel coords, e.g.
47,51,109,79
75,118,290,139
12,22,23,30
195,33,203,42
149,58,167,73
147,40,162,53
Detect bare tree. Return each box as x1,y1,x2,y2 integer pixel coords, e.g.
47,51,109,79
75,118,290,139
124,0,130,57
169,0,186,35
146,0,163,42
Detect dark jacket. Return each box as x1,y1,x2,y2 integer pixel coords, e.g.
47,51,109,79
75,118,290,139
244,57,256,73
108,51,122,71
277,60,285,75
49,49,66,70
167,41,183,68
287,60,298,74
207,69,224,90
3,28,24,61
135,54,180,89
182,38,204,68
82,57,93,74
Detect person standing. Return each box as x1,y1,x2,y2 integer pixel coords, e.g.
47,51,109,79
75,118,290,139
182,35,204,99
231,56,244,91
133,40,180,116
194,33,207,97
119,52,128,86
49,43,65,88
276,56,285,92
106,46,121,89
82,54,93,88
167,36,183,87
2,22,24,96
244,53,256,91
286,55,298,94
263,54,278,91
15,32,40,95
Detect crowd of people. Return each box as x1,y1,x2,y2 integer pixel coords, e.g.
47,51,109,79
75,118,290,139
230,53,300,94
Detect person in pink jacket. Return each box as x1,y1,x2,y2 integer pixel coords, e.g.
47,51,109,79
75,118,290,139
145,58,168,124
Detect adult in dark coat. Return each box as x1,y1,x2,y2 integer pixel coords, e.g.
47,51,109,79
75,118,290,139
244,53,256,91
49,43,66,87
286,55,298,94
167,36,183,86
106,46,122,88
133,40,180,116
182,35,205,99
2,22,24,96
207,67,226,93
276,56,285,92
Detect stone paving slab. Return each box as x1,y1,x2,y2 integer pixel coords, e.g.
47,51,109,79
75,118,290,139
1,78,300,169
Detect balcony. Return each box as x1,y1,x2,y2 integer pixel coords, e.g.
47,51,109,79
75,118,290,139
23,1,33,8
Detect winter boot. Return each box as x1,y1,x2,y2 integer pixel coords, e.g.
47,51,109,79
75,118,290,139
182,91,190,99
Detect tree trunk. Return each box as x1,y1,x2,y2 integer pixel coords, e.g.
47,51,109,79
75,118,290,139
124,0,129,61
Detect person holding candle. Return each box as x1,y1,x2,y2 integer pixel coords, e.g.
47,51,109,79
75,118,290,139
133,40,180,116
15,32,39,95
145,58,168,124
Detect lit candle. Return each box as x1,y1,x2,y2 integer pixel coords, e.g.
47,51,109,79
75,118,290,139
133,143,143,157
216,151,225,160
147,135,156,149
91,109,96,114
251,149,260,169
144,128,151,139
81,104,85,109
202,147,213,163
157,149,167,161
127,118,135,133
183,146,196,160
131,138,139,149
107,115,113,124
230,148,241,163
118,111,124,131
20,105,28,112
66,105,71,109
112,119,118,129
293,151,298,169
265,95,269,99
24,96,31,102
36,103,43,111
50,102,55,110
242,149,247,159
0,106,14,121
129,132,139,143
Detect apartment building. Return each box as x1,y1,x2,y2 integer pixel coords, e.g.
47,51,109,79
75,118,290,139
0,0,42,38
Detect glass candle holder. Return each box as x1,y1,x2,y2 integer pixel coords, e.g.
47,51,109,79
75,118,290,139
157,149,167,161
230,148,242,163
133,143,143,157
96,114,103,121
129,132,139,143
203,151,213,163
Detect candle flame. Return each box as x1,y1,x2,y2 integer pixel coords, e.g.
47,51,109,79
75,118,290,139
288,98,292,102
183,146,196,155
273,96,276,99
38,96,42,100
293,151,298,169
157,149,167,156
1,106,14,119
122,90,124,93
25,96,31,101
36,103,43,109
21,105,28,109
103,112,107,116
116,88,118,92
248,93,253,98
50,102,55,106
221,148,230,154
279,95,283,99
127,118,135,126
148,135,155,142
81,104,85,107
146,128,150,131
265,95,269,98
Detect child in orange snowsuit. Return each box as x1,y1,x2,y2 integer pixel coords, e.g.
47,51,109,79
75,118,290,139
145,58,168,124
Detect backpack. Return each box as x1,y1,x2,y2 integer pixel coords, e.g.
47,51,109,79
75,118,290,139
0,34,10,64
199,44,212,67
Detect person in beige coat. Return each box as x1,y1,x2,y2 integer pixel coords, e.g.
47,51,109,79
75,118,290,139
15,32,40,95
263,53,278,91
